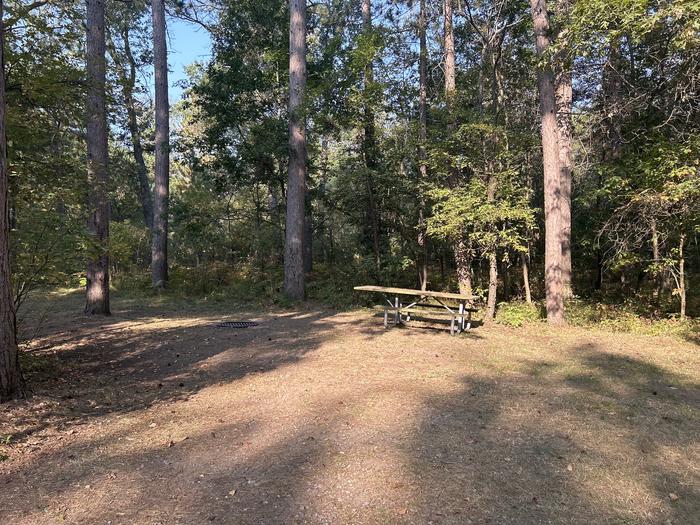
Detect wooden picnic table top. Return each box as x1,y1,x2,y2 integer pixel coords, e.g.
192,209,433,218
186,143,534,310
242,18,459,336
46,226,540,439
353,285,475,301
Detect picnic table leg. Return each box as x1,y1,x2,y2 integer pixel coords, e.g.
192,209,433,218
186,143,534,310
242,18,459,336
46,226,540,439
383,307,388,328
394,296,400,325
466,309,472,330
458,302,465,333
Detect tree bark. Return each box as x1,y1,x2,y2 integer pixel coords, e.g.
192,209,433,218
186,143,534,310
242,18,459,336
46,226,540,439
650,217,661,307
151,0,169,288
678,232,686,320
521,252,533,304
0,3,23,402
531,0,564,324
110,24,153,230
444,0,456,101
455,240,473,296
444,0,473,295
484,174,498,321
85,0,110,316
284,0,307,300
555,0,572,298
417,0,428,291
361,0,381,272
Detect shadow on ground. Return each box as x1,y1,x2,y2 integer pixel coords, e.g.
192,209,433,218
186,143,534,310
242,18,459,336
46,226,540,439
1,295,698,524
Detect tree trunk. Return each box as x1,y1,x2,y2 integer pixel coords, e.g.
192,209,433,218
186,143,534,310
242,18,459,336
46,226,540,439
361,0,381,273
521,252,533,304
284,0,307,300
111,24,153,230
678,232,686,321
650,217,661,307
85,0,110,316
484,174,498,321
444,0,472,295
455,239,473,296
531,0,564,324
417,0,428,291
444,0,456,102
485,253,498,320
555,0,573,298
151,0,169,288
0,4,23,402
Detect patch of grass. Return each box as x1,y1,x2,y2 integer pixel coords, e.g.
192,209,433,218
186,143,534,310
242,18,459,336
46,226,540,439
20,352,60,376
566,299,700,341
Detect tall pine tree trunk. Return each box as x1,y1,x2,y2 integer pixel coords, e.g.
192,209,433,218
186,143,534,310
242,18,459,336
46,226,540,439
417,0,428,291
284,0,307,300
555,0,573,298
444,0,472,296
362,0,381,273
0,3,23,402
531,0,564,323
151,0,169,287
110,24,153,230
85,0,110,316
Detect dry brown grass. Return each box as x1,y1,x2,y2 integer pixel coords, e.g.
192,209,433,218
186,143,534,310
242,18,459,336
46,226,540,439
1,294,698,524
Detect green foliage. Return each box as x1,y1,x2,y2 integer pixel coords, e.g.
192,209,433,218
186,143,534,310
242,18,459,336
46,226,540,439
495,301,543,327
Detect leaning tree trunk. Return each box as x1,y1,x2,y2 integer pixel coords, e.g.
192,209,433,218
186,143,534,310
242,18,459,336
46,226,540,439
531,0,564,324
85,0,111,316
555,0,573,299
111,23,153,230
0,3,23,402
417,0,428,291
284,0,307,300
151,0,169,288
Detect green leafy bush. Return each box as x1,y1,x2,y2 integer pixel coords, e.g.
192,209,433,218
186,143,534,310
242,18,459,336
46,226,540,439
495,301,543,327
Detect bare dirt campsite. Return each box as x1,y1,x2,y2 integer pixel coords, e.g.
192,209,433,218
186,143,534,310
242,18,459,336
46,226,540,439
1,1,700,525
1,294,698,525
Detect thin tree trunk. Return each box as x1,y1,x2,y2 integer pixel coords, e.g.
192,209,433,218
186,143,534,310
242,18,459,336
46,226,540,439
110,24,153,230
284,0,307,300
678,232,686,321
151,0,169,287
417,0,428,291
555,0,572,298
0,3,23,402
485,252,498,319
444,0,456,102
650,217,661,307
362,0,381,273
85,0,110,316
531,0,564,324
521,252,533,304
484,174,498,321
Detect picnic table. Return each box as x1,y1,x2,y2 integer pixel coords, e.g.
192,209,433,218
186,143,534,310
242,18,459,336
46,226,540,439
354,285,477,335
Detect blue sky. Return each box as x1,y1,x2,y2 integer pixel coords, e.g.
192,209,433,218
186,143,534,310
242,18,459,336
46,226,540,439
167,17,212,101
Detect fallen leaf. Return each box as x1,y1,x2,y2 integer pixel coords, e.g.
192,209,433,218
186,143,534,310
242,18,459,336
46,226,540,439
669,493,679,502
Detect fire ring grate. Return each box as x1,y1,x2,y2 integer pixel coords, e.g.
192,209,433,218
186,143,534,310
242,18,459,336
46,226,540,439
216,321,260,329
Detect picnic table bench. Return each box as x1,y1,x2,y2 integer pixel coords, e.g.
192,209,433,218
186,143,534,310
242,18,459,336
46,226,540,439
354,285,477,335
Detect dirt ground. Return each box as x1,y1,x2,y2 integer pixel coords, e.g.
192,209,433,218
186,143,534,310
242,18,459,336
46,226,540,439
1,294,699,525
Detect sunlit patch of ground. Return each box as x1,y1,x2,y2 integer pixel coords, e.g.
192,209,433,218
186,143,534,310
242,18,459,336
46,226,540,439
1,295,698,524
